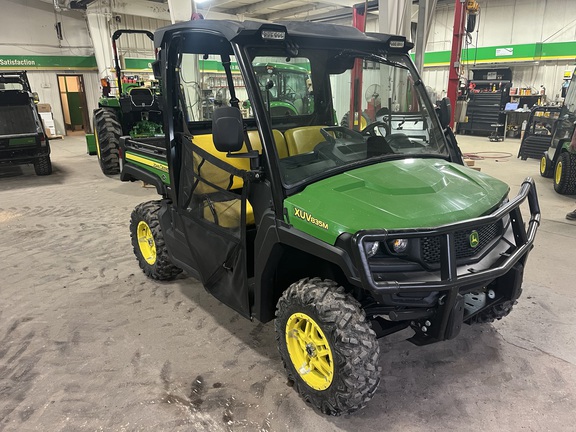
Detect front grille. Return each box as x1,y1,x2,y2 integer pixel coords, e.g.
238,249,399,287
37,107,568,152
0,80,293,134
421,221,503,264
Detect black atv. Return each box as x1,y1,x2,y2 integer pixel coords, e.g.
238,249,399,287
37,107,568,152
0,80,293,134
0,71,51,175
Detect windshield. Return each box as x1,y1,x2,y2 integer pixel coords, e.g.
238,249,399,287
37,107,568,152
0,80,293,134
174,41,448,190
249,51,448,187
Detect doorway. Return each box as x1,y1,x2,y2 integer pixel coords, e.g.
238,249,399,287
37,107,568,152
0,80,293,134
57,74,90,134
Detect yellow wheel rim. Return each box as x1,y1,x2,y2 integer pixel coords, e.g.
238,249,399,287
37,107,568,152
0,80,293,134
285,312,334,391
95,129,101,158
540,156,547,174
137,221,156,265
555,161,563,184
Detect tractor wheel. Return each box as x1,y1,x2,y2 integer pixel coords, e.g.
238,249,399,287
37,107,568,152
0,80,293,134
539,154,553,178
553,152,576,195
340,111,370,131
275,277,380,416
469,300,515,324
34,155,52,176
93,108,121,175
130,200,182,281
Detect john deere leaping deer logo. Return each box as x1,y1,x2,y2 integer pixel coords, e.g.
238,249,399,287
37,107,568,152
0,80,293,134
469,230,480,248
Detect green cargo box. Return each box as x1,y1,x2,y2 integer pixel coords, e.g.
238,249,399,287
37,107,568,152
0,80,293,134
86,133,97,155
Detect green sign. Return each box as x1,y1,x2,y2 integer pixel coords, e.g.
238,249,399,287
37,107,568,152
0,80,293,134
124,58,155,71
413,41,576,67
0,55,97,70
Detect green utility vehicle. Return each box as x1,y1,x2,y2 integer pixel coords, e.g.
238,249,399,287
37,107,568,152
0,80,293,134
124,20,540,415
91,29,163,175
0,71,51,175
540,68,576,194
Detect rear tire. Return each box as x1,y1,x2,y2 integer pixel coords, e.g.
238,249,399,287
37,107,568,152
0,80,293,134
93,108,121,175
34,155,52,176
275,277,380,416
340,111,370,131
130,200,182,281
540,154,553,178
553,152,576,195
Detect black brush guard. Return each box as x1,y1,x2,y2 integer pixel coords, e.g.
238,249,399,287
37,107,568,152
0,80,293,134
352,177,540,342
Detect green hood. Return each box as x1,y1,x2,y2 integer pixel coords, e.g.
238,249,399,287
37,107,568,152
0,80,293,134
284,159,510,244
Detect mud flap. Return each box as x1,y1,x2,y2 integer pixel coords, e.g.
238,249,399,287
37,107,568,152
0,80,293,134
444,295,465,340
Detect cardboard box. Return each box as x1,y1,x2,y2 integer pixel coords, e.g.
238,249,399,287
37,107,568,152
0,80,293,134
39,112,53,121
37,103,52,113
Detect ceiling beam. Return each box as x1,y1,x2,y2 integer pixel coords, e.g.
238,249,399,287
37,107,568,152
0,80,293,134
208,0,238,7
265,3,328,21
102,0,238,21
296,7,353,22
230,0,293,16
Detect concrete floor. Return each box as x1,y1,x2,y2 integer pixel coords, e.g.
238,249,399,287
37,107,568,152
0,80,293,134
1,134,575,432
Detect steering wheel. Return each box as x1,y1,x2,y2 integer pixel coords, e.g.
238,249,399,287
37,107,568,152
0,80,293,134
361,121,391,138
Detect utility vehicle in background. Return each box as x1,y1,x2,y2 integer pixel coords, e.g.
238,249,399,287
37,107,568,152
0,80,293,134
540,68,576,194
0,71,51,175
90,29,163,175
123,20,540,415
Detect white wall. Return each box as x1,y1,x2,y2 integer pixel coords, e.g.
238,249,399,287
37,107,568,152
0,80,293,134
0,0,93,56
0,0,97,134
26,71,100,136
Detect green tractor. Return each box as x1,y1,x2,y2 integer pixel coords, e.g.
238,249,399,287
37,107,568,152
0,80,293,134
251,62,313,116
89,29,163,175
540,68,576,194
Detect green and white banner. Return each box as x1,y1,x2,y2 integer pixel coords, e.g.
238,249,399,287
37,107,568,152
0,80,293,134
0,55,97,70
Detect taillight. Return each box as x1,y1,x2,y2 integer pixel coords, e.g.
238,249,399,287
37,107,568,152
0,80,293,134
40,134,47,147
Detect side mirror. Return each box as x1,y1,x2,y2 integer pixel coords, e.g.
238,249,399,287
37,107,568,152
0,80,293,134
437,97,451,129
212,107,244,153
152,60,161,80
265,79,274,90
32,92,39,104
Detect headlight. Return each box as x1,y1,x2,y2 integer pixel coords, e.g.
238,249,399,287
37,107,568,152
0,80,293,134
388,238,409,254
364,241,380,258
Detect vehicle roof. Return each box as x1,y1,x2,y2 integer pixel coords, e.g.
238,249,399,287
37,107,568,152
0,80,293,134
154,19,411,52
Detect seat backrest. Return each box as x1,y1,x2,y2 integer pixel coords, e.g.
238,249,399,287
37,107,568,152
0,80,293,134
284,126,326,155
246,129,289,159
129,87,154,107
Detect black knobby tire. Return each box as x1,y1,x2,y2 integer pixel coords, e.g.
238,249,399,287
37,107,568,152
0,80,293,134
539,154,553,178
275,278,380,416
93,108,121,175
34,155,52,176
469,300,515,324
553,152,576,195
340,111,370,130
130,200,182,281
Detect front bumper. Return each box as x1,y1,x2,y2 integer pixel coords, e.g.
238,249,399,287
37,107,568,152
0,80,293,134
352,177,540,340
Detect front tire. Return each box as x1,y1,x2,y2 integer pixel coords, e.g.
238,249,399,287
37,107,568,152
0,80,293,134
34,155,52,176
93,108,121,175
130,200,182,281
275,278,380,416
469,300,515,324
553,152,576,195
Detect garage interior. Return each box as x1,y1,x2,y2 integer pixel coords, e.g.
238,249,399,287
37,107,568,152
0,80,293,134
1,0,576,430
